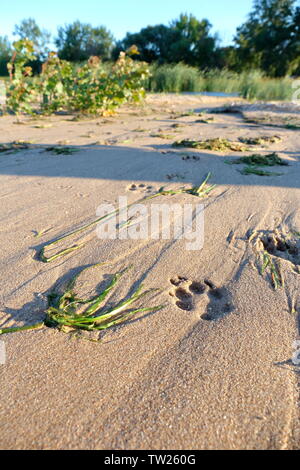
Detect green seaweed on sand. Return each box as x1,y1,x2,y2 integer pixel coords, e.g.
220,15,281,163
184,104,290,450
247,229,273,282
170,110,196,119
170,123,185,129
34,123,53,129
209,106,242,115
45,146,79,155
39,173,216,263
173,138,248,152
195,114,215,124
243,115,300,130
0,141,31,153
238,135,282,146
226,152,288,167
0,264,164,337
284,124,300,130
150,133,174,139
240,167,283,176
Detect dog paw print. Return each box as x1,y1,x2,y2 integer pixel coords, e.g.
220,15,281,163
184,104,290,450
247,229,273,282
182,155,200,161
169,277,207,312
169,277,234,321
127,183,154,193
259,231,299,266
172,287,194,311
201,280,234,321
170,275,188,286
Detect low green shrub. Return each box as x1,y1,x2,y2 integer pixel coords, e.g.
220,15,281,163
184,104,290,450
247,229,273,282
4,40,150,115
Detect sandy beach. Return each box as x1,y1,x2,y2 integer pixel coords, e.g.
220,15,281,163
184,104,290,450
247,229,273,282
0,93,299,450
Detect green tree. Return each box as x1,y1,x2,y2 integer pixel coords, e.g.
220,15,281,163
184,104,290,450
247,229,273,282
290,6,300,74
113,25,174,63
114,13,219,68
56,21,114,61
234,0,298,76
13,18,51,60
169,14,218,67
0,36,12,75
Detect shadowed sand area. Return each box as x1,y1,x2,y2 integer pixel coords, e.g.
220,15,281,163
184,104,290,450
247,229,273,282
0,94,299,449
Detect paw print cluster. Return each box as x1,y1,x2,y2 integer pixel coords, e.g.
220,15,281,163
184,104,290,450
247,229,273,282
169,276,234,321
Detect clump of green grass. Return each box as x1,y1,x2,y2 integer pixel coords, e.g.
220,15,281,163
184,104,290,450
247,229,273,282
227,152,288,167
173,138,248,152
250,230,300,288
39,173,216,263
250,231,284,289
238,135,282,146
0,264,164,337
260,251,284,290
147,66,294,101
45,146,79,155
239,71,294,101
157,172,216,197
148,63,205,93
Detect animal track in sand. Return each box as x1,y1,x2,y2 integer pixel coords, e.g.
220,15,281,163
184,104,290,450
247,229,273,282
252,230,300,267
201,280,234,321
127,183,154,193
170,275,188,286
169,277,234,321
173,287,194,311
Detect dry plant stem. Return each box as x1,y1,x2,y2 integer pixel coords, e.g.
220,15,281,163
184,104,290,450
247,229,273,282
40,173,216,263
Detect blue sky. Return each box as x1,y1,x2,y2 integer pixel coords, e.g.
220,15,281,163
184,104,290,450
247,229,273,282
0,0,255,46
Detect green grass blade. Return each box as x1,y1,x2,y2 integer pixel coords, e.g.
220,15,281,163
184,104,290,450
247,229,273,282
0,322,45,336
261,252,271,274
94,305,165,330
84,267,131,316
195,172,211,194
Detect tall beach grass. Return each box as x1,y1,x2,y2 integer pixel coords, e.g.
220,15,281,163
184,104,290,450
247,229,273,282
146,64,295,101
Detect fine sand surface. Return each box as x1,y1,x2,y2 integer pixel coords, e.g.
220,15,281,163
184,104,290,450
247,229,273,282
0,94,299,449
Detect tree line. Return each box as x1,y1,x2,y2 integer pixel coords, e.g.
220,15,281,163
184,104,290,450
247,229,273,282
1,0,299,77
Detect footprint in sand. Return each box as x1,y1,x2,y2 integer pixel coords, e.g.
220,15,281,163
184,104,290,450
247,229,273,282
201,280,234,321
127,183,155,193
259,231,300,266
169,277,234,321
